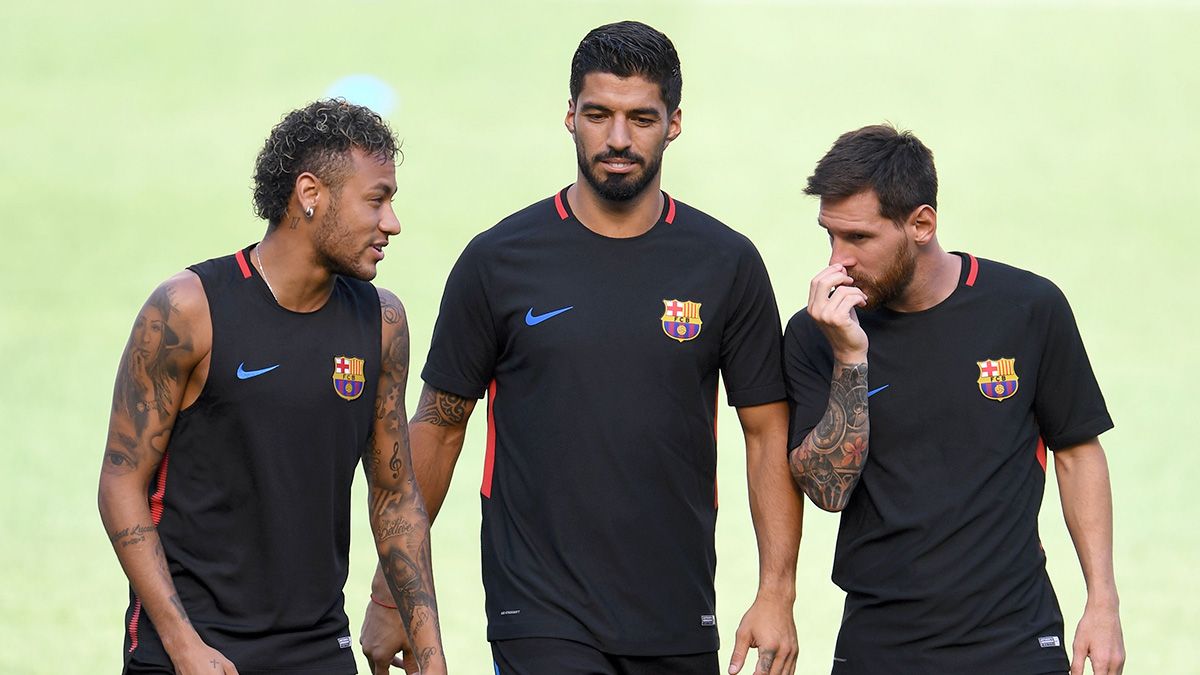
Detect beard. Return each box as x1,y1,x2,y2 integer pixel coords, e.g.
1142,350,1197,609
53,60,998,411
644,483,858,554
576,140,665,202
313,196,377,282
855,238,917,310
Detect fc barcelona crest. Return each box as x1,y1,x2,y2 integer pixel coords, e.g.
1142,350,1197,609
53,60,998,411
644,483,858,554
333,356,366,401
976,357,1019,401
662,299,703,342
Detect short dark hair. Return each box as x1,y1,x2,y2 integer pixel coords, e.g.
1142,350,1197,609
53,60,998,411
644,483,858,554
570,21,682,112
805,124,938,224
252,99,399,226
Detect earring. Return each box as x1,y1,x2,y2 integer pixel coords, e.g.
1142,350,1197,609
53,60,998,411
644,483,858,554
305,206,314,218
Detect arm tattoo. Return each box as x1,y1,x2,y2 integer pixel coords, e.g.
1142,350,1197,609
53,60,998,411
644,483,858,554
411,387,468,427
789,361,869,511
108,523,156,547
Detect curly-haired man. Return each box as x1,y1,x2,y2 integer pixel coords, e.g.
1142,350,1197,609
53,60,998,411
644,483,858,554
98,99,446,674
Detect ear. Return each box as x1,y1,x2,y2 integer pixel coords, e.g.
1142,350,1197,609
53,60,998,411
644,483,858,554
908,204,938,245
665,107,682,146
565,99,577,136
294,172,322,218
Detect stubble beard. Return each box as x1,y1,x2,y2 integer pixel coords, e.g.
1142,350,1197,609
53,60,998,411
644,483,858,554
313,196,378,282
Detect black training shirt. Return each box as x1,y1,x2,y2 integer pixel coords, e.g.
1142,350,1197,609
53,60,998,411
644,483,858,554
784,253,1112,674
423,188,786,655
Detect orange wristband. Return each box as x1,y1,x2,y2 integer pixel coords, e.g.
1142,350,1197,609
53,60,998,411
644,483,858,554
370,594,397,610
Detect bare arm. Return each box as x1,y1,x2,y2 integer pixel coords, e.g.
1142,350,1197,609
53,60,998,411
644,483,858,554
728,401,802,675
363,290,447,673
1054,437,1125,675
361,381,477,673
97,273,237,673
788,264,870,512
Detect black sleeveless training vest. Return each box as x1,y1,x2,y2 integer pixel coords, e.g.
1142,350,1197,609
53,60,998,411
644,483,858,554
122,244,380,674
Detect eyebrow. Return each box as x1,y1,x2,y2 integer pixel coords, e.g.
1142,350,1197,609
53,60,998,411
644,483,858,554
368,182,397,197
579,103,661,118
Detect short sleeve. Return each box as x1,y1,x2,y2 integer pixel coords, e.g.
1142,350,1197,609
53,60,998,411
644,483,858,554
782,311,834,451
1033,283,1113,449
719,244,786,407
421,241,500,399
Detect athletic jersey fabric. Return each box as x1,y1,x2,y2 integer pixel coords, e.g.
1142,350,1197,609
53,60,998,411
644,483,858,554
121,244,380,674
784,253,1112,674
422,187,786,655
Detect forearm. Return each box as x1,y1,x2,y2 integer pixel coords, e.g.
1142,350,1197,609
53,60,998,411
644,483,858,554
369,485,443,668
98,479,199,653
1055,440,1119,607
788,360,869,511
409,420,468,523
743,405,802,599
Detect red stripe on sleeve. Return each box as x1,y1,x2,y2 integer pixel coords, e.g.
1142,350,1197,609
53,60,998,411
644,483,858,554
554,191,568,220
1036,437,1047,472
235,249,252,279
481,380,498,498
665,193,676,224
965,253,979,287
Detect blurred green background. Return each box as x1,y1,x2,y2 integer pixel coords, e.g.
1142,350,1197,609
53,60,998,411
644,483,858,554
2,0,1197,672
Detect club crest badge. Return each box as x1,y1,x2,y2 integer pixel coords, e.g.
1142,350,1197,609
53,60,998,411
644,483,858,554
662,299,703,342
332,356,366,401
976,357,1019,401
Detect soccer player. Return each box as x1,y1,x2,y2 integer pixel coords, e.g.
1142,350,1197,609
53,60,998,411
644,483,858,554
98,100,446,674
785,124,1124,674
360,20,802,675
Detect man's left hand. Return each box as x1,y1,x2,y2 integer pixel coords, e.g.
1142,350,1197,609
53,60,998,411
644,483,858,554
1071,604,1125,675
727,594,797,675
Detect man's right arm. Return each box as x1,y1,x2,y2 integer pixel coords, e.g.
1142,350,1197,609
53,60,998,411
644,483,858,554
361,383,476,674
97,272,238,673
787,264,870,512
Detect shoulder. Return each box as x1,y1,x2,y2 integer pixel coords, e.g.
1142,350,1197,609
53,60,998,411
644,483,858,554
140,270,211,369
465,193,561,252
375,287,410,372
967,255,1071,311
376,286,408,328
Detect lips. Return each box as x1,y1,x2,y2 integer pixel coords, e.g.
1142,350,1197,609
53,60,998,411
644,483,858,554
369,241,387,261
600,159,638,174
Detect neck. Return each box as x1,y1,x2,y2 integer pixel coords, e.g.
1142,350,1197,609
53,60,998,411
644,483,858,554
888,243,961,313
255,229,337,312
566,178,663,239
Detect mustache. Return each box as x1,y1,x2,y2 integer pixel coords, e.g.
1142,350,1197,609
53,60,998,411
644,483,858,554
592,149,645,164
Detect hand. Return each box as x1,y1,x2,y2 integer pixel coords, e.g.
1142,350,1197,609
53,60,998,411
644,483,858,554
170,639,239,675
1071,604,1125,675
806,265,868,361
361,597,415,674
727,594,798,675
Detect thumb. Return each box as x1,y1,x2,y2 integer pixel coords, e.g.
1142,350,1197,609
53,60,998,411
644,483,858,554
728,631,750,674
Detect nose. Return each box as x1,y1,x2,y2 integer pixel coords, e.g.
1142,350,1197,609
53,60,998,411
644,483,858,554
607,117,632,152
381,205,401,235
829,241,855,269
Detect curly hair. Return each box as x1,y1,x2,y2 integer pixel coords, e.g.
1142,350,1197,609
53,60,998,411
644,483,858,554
252,98,399,225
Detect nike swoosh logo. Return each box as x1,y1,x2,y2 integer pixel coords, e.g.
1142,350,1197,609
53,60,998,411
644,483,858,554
867,384,890,398
525,306,574,326
237,362,280,380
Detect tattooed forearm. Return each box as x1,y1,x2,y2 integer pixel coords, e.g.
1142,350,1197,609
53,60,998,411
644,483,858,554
168,593,190,624
382,544,441,654
376,517,416,542
411,386,468,427
789,361,869,511
109,523,156,547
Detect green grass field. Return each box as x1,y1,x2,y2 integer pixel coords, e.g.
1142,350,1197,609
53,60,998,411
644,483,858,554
2,1,1197,672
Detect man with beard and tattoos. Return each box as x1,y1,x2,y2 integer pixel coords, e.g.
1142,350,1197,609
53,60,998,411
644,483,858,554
98,99,445,675
360,21,802,675
784,124,1124,675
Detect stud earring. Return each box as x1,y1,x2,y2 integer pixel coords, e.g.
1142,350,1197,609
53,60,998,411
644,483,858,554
305,206,314,218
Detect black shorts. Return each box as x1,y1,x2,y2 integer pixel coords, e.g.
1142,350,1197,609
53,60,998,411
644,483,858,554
492,638,719,675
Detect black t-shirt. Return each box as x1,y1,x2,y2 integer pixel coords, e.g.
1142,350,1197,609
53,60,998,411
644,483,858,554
784,253,1112,675
423,187,786,655
122,246,379,674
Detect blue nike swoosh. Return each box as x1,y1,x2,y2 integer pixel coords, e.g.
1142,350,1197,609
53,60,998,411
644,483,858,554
237,362,280,380
525,306,574,326
867,384,890,398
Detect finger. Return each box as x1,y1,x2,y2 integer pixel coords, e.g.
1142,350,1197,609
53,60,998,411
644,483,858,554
224,660,241,675
808,269,855,308
807,265,849,304
373,658,391,675
727,631,750,674
754,648,777,675
1069,642,1086,675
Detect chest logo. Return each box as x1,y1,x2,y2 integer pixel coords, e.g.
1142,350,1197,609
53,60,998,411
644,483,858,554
662,299,703,342
976,357,1019,401
333,356,366,401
